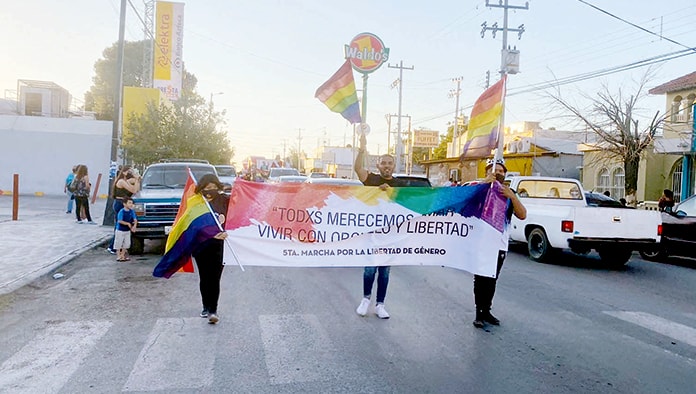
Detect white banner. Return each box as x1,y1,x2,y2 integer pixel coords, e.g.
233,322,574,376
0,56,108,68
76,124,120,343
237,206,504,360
222,181,509,278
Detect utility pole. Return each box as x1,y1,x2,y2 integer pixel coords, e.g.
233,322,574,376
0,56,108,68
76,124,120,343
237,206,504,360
449,77,463,158
103,0,127,227
388,60,414,173
481,0,527,160
481,0,527,76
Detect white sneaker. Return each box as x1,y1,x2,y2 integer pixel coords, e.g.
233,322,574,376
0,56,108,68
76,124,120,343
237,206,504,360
356,298,370,316
375,304,390,319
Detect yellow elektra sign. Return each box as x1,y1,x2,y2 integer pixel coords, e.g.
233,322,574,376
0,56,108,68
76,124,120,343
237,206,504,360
153,1,184,101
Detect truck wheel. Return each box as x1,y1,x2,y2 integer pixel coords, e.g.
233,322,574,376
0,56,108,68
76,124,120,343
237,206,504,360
598,247,632,267
639,248,667,262
129,236,144,255
527,228,551,262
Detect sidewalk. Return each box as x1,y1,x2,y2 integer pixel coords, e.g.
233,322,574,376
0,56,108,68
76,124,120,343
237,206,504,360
0,195,112,295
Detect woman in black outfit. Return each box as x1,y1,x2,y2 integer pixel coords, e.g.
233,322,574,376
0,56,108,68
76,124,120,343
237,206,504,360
193,174,230,324
108,166,141,253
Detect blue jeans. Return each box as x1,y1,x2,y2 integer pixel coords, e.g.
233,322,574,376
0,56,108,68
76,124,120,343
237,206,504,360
66,192,74,213
108,199,125,250
363,266,390,304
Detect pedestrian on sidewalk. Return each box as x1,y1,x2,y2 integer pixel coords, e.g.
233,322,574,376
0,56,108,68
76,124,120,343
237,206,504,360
107,166,141,254
64,165,77,214
193,174,230,325
353,132,406,320
472,158,526,329
115,197,137,262
72,164,95,224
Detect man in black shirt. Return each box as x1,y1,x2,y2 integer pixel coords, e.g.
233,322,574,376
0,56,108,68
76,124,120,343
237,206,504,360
353,133,405,319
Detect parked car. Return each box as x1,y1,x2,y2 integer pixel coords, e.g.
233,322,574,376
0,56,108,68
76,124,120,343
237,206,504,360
267,167,300,183
277,175,308,183
306,177,363,186
640,194,696,261
309,172,329,179
214,165,237,194
393,174,432,187
130,160,217,254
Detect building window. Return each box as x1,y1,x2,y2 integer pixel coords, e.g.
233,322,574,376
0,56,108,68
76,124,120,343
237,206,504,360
672,159,683,203
671,96,682,122
611,167,625,199
597,168,610,195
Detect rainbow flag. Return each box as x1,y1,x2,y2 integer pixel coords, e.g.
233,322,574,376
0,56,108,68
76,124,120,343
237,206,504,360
153,172,220,278
460,75,507,159
221,180,509,277
315,60,362,124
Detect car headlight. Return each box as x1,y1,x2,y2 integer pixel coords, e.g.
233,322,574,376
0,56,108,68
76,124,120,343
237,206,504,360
133,203,145,216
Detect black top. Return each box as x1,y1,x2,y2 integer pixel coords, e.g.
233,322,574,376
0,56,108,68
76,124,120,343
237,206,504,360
363,173,406,187
113,185,132,200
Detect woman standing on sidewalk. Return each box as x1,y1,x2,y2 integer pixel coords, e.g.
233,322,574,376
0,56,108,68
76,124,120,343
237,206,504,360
107,166,141,254
73,164,95,224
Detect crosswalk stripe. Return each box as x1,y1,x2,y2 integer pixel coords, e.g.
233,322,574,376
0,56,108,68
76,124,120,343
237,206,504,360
604,311,696,348
0,320,111,394
123,318,218,391
259,314,337,385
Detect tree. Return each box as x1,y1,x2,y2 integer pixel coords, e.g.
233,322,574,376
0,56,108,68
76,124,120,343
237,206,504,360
550,74,665,204
88,40,234,166
122,99,233,166
85,40,149,120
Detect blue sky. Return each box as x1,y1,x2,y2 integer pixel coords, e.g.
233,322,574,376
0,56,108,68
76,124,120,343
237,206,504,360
2,1,694,164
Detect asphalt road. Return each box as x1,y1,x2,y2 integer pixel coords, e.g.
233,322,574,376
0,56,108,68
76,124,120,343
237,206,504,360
0,243,694,393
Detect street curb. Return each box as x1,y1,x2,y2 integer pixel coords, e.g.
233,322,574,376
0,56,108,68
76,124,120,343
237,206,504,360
0,233,112,296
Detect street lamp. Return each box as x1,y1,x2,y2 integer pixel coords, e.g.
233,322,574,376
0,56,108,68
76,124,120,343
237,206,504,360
210,91,224,105
209,92,224,125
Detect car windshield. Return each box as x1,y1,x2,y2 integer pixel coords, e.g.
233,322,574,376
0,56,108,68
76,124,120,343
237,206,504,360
675,195,696,216
216,166,236,177
142,166,215,188
585,192,624,207
394,176,432,187
270,168,300,177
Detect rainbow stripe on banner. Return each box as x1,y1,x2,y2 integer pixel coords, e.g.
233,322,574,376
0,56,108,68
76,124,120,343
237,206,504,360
314,60,362,124
223,180,510,278
153,172,220,278
460,75,507,159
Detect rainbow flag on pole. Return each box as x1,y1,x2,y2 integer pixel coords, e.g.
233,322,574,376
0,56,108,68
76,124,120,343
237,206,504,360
315,60,362,124
153,171,220,278
460,75,507,159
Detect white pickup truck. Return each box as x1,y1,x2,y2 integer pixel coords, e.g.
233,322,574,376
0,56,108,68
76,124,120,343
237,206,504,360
507,176,662,267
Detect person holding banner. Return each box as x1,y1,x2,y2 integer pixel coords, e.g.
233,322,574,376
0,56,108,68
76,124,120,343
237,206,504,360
192,174,230,324
472,158,526,328
354,133,406,319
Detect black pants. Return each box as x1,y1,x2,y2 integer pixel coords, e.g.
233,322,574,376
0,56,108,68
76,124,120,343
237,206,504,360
193,240,225,314
74,196,92,222
473,251,506,312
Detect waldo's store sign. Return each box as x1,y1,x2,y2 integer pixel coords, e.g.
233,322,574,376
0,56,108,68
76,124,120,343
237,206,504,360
345,33,389,74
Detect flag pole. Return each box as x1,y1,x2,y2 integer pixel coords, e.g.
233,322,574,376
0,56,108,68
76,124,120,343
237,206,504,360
493,75,507,166
187,168,245,271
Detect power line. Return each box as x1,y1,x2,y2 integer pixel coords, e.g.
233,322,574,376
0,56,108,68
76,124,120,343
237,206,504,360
408,47,696,127
577,0,695,53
